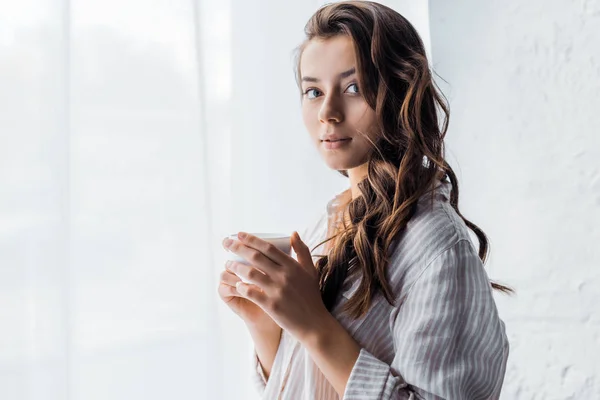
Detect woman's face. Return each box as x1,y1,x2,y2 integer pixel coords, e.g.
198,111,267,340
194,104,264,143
300,35,378,172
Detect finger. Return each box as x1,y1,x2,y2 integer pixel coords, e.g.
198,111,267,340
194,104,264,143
224,237,281,274
219,269,241,287
218,281,242,299
291,231,313,270
236,233,290,266
235,281,269,306
226,261,272,288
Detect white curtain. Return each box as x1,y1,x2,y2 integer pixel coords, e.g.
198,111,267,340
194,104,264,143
0,1,430,399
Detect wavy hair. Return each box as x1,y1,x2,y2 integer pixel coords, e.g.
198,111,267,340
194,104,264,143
294,1,512,320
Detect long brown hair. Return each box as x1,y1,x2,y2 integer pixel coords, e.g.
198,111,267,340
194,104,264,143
294,1,512,320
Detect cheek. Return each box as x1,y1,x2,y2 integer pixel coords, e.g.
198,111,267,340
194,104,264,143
348,104,377,135
365,112,379,139
302,104,320,138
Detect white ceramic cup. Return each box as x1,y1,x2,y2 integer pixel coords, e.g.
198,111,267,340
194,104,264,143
225,233,292,284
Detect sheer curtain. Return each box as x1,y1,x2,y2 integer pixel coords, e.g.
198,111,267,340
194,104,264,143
0,1,430,399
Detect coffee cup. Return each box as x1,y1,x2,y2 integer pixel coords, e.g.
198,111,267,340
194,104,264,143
225,233,292,284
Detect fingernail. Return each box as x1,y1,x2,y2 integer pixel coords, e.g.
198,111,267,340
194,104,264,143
225,260,232,269
238,232,247,240
223,238,233,247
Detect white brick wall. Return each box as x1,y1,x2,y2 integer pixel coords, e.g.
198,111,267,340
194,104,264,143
429,0,600,398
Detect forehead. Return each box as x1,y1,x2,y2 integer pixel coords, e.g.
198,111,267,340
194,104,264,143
300,36,356,80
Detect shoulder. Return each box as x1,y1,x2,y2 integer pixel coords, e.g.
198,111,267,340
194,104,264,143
408,180,473,255
386,180,482,298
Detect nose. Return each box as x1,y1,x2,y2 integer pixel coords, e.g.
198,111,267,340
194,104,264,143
318,95,344,124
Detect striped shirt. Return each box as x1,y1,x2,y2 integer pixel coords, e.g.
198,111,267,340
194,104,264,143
250,179,509,399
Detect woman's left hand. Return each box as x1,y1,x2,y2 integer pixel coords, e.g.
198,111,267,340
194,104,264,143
222,231,330,343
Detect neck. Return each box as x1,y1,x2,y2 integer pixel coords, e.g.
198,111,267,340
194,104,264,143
347,162,369,200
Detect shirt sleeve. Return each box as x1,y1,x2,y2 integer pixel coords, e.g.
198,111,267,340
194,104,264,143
342,239,509,400
250,348,268,395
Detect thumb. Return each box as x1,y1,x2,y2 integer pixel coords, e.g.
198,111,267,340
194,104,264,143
291,231,313,270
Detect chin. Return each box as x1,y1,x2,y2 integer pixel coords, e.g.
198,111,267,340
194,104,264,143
323,157,363,171
319,145,371,170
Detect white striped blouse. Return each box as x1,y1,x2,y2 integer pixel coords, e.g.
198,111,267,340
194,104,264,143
249,179,509,399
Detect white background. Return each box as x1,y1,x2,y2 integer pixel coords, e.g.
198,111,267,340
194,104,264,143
430,0,600,398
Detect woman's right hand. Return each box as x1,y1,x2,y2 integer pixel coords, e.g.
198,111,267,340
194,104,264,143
218,267,280,331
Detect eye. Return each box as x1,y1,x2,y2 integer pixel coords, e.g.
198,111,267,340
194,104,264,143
304,88,322,100
345,83,359,94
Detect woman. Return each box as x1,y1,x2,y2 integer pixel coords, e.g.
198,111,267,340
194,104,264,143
217,1,511,399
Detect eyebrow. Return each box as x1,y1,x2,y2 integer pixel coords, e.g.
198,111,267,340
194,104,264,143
301,67,356,83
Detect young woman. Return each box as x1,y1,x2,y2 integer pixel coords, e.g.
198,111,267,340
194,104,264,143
218,2,511,399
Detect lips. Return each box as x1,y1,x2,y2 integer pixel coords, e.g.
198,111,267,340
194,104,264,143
322,138,352,150
321,131,351,141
